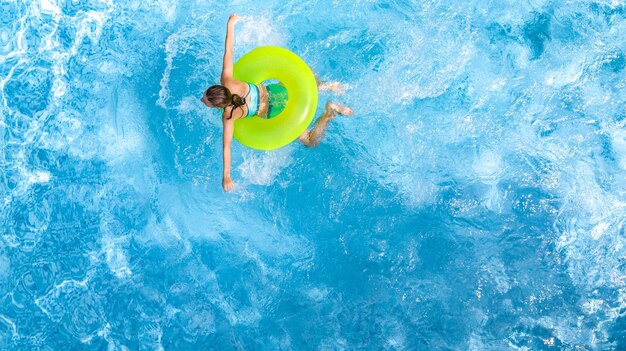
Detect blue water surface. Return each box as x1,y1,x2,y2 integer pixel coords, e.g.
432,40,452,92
2,0,626,349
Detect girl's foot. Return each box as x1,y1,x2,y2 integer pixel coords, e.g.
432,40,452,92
327,102,353,116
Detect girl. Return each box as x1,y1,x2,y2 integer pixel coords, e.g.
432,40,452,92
200,14,353,192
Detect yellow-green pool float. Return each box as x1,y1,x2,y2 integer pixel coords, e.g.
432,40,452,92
233,46,318,150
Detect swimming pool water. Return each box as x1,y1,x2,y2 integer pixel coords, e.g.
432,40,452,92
2,0,626,349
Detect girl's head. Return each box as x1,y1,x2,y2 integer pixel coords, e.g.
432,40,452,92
200,85,245,119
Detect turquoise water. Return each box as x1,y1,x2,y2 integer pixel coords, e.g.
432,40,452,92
2,0,626,349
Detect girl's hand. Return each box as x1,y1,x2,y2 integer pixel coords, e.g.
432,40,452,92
222,175,235,192
228,14,241,26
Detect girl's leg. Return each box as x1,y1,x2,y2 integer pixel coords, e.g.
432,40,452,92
298,102,353,147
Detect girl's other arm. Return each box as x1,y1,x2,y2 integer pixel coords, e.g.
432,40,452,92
221,14,241,84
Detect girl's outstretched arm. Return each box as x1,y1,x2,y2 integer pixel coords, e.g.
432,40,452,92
221,114,235,192
221,14,241,84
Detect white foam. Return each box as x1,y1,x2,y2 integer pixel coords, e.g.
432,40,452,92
158,24,208,109
582,299,607,315
237,16,286,47
98,123,145,165
51,78,66,97
97,61,128,76
158,29,192,108
364,32,475,106
554,156,626,342
156,1,177,23
386,330,406,349
388,174,438,208
133,322,165,350
157,33,176,108
238,146,294,186
472,149,504,183
101,235,132,279
27,170,51,184
305,287,329,302
489,77,507,91
365,146,438,208
62,9,110,57
468,334,487,351
545,61,584,87
591,221,610,240
39,0,61,15
611,128,626,170
8,162,52,200
0,28,8,44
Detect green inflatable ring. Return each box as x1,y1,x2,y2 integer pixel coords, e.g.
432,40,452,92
233,46,318,150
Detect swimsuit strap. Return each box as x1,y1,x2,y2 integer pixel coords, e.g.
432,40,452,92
242,82,252,99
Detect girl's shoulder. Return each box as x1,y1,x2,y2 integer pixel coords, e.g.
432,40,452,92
221,76,246,91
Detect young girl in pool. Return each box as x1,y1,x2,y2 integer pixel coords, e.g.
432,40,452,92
200,14,353,192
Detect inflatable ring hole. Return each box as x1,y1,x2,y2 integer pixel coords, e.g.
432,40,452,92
262,78,281,85
262,79,289,119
